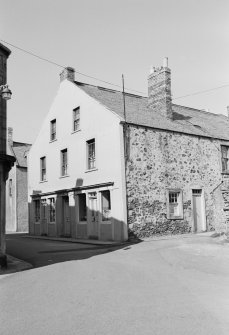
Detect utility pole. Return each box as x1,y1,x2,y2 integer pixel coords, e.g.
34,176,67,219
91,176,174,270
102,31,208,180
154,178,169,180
122,74,129,232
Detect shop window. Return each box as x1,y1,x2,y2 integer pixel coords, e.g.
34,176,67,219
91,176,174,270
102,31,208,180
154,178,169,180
49,198,56,223
78,193,87,221
101,190,111,221
34,199,40,222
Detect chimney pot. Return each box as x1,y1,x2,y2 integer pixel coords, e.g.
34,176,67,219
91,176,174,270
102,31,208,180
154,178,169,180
163,57,168,68
60,67,75,82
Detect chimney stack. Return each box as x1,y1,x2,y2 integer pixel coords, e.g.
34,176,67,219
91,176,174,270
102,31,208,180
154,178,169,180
148,57,172,119
60,67,75,83
8,127,13,146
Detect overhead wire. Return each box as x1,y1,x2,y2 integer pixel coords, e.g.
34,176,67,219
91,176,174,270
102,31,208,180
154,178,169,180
1,38,229,99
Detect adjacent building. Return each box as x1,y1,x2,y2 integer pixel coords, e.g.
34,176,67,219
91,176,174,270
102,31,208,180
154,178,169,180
28,61,229,241
6,128,31,232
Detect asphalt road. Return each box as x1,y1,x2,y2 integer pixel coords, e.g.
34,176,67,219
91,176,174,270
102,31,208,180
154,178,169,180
1,233,229,335
5,233,123,268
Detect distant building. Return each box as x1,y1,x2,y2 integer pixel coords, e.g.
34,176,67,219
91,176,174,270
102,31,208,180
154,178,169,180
6,128,31,232
28,61,229,241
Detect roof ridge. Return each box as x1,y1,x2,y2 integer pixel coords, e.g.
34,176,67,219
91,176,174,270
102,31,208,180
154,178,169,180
173,103,226,118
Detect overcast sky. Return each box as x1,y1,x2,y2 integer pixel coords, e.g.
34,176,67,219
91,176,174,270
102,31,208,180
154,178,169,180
1,0,229,144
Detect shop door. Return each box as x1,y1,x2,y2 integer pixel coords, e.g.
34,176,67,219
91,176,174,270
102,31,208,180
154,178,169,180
88,192,98,239
62,196,71,236
192,189,204,232
41,199,48,235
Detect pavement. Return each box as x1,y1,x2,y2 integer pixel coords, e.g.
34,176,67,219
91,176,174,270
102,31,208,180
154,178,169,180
0,255,32,276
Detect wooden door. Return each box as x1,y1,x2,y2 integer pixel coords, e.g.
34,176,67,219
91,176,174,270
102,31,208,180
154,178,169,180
192,189,204,232
63,196,71,236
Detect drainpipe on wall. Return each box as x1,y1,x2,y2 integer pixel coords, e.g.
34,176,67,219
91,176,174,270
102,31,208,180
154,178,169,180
122,74,129,233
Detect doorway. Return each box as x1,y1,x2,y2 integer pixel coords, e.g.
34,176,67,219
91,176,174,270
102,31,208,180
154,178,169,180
62,196,71,236
192,189,206,232
88,192,98,239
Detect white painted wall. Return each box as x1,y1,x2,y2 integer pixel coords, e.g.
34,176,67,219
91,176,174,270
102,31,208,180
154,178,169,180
28,79,127,236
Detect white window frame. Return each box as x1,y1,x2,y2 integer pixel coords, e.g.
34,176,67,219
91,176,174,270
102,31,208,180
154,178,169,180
73,107,80,132
40,156,46,181
50,119,56,141
61,148,68,176
167,189,183,219
87,139,96,170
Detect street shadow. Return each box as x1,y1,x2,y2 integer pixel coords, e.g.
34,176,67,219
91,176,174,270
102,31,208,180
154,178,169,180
5,233,137,270
21,183,143,269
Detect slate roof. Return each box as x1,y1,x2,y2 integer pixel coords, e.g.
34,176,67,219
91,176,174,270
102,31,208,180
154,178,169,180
75,81,229,141
10,142,31,167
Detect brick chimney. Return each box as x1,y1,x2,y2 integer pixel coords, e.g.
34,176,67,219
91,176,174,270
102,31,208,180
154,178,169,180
148,57,172,119
59,67,75,82
8,127,13,146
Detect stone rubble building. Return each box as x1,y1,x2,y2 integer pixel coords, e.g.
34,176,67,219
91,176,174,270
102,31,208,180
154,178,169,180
28,60,229,241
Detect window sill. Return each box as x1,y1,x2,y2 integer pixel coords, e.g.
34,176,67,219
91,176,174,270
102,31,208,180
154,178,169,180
167,216,184,220
60,175,70,179
39,180,48,183
85,168,98,173
49,139,57,143
71,129,81,134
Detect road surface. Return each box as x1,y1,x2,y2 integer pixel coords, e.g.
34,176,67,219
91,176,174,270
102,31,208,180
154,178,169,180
1,233,229,335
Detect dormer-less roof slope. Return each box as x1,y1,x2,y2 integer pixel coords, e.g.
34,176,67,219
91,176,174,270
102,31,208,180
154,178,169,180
11,142,32,167
75,81,229,141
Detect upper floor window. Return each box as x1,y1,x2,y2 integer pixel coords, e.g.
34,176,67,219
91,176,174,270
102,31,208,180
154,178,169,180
87,139,95,170
167,189,183,219
221,146,229,173
40,156,46,181
61,149,68,176
50,119,56,141
73,107,80,132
